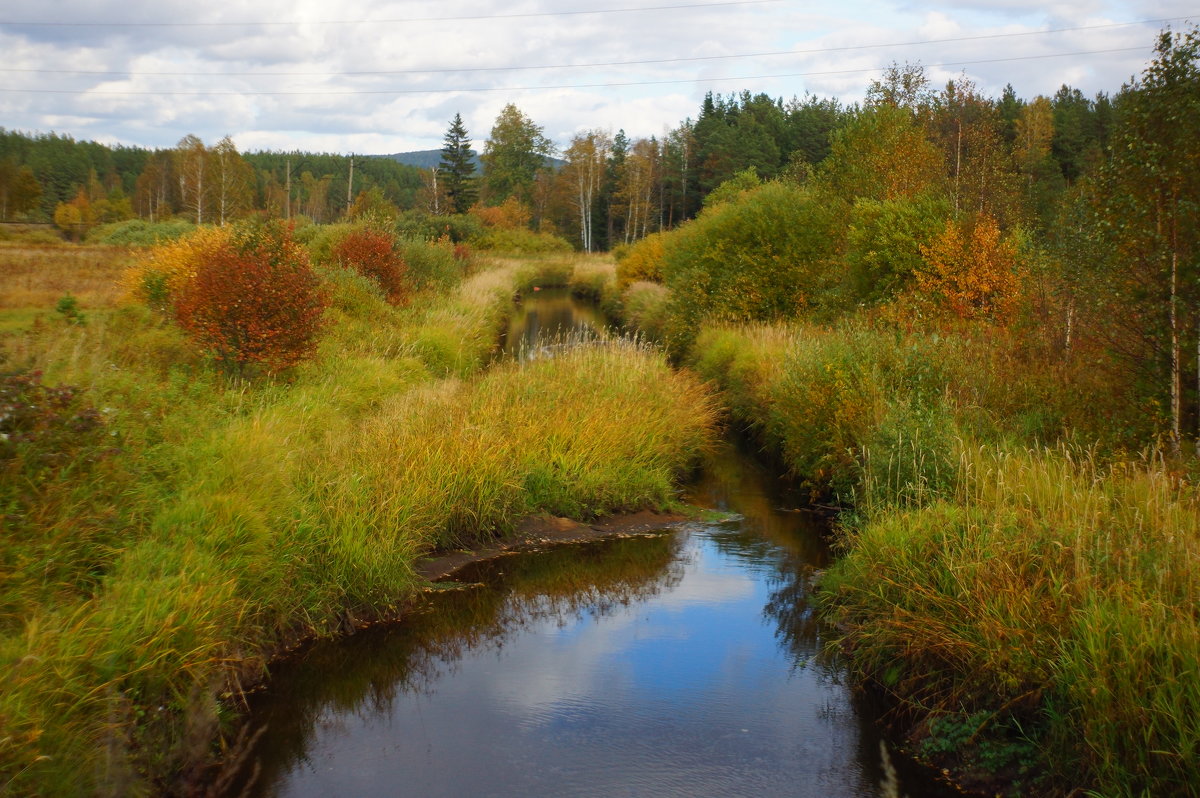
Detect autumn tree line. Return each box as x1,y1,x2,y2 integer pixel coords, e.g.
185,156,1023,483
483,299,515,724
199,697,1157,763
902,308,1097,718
0,130,425,234
1,65,1110,248
1,27,1196,447
602,28,1198,458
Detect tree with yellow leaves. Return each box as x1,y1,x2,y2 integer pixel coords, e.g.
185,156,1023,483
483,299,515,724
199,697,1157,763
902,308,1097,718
916,213,1020,322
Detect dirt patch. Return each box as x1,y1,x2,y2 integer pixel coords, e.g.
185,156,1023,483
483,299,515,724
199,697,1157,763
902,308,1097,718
417,509,689,582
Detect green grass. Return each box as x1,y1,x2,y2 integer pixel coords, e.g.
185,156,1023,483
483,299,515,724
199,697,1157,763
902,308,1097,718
683,316,1200,796
823,444,1200,796
0,247,718,796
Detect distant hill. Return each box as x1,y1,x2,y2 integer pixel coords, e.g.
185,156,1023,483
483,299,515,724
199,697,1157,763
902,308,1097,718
377,150,564,170
377,150,467,170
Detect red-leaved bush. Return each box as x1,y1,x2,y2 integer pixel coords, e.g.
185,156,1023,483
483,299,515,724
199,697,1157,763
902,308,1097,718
331,227,409,304
174,221,329,375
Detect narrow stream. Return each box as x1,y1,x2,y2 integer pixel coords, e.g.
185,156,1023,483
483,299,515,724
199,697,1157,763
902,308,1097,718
216,289,951,797
500,286,608,358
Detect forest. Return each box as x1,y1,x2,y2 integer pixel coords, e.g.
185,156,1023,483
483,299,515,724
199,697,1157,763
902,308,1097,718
0,22,1197,798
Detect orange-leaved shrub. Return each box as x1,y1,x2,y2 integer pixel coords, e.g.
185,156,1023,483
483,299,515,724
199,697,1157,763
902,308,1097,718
470,197,532,229
124,225,231,311
916,213,1021,323
173,220,329,375
331,226,410,304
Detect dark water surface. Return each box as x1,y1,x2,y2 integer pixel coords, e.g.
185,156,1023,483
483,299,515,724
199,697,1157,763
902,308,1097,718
501,286,608,358
216,292,951,798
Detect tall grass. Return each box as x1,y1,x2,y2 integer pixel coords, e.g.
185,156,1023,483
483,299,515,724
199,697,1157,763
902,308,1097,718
690,321,956,505
823,444,1200,795
0,248,718,795
685,316,1200,795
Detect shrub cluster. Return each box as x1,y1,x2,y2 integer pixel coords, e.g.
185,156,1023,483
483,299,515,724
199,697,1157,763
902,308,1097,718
85,218,196,247
659,182,842,352
614,231,667,288
171,222,329,375
396,236,465,292
395,211,484,243
331,226,409,304
124,225,231,311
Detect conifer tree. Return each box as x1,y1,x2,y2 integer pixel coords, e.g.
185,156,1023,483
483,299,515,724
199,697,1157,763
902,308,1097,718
439,113,477,214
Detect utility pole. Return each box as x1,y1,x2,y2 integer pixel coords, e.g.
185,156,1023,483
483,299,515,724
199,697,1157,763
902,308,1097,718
346,155,355,214
431,166,441,215
284,157,291,221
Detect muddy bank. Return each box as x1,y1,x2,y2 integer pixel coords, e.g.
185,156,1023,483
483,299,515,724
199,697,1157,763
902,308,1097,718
417,509,689,582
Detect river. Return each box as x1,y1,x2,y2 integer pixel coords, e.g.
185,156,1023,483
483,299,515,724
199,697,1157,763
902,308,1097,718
214,287,950,798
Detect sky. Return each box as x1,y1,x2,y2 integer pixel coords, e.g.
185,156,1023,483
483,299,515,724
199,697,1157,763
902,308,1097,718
1,0,1196,156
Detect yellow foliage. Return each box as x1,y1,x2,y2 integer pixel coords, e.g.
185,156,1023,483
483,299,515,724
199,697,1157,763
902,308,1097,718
470,196,532,230
123,226,231,308
916,214,1020,322
615,231,667,288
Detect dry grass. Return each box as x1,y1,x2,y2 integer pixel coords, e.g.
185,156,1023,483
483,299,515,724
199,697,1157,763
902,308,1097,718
0,245,133,312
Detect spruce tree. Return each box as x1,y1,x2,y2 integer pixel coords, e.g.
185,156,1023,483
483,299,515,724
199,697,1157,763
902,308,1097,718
439,113,477,214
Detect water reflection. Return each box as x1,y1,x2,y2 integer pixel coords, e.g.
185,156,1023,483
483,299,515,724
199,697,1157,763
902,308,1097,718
222,535,682,797
685,440,831,670
214,434,959,798
501,287,609,359
212,294,958,798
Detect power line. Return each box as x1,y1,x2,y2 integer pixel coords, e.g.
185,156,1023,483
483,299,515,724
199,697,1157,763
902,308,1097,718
0,46,1151,96
0,16,1192,78
0,0,779,27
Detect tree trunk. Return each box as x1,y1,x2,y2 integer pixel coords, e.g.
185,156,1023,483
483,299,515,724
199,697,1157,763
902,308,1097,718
1170,246,1181,454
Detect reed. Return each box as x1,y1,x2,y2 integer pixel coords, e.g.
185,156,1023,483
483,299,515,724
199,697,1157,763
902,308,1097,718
824,443,1200,795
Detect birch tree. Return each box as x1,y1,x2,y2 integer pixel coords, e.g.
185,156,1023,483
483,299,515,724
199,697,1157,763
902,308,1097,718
619,138,661,242
175,135,209,224
563,129,611,252
211,136,253,225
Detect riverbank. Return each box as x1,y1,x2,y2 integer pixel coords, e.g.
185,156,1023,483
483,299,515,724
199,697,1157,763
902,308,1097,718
0,246,718,796
417,509,690,582
687,320,1200,797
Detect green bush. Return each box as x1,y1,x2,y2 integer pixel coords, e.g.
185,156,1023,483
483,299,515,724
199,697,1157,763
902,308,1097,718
300,222,357,266
660,181,843,354
395,211,484,243
474,227,573,255
396,236,464,293
701,166,762,209
840,193,950,308
85,219,196,247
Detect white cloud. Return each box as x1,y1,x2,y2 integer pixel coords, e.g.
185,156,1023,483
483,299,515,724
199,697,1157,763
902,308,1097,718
0,0,1188,152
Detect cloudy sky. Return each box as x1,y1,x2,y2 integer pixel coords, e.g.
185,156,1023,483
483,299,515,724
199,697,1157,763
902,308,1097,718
1,0,1195,155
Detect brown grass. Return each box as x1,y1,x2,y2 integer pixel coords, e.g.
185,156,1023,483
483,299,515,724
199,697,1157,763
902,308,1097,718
0,245,132,312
